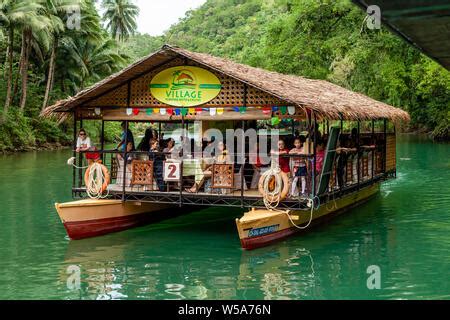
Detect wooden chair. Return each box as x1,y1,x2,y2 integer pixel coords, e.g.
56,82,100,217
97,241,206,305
131,160,154,190
212,163,234,191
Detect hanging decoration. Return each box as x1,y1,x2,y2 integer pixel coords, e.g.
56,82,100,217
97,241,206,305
181,108,188,116
126,108,132,116
239,106,246,114
280,106,287,115
160,108,167,115
195,107,203,114
233,106,240,112
189,107,195,115
217,108,224,115
262,106,271,115
146,108,153,115
271,116,281,126
272,106,279,112
174,108,181,116
210,108,217,116
167,108,174,115
132,108,140,115
154,108,160,114
94,107,101,116
288,106,296,115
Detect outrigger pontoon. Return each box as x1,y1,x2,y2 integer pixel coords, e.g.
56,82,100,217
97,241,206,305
44,45,409,249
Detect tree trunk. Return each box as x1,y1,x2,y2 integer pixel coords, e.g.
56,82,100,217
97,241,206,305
13,32,26,100
42,39,58,110
20,29,32,111
3,27,14,120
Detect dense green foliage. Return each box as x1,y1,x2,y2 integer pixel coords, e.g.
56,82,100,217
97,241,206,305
0,0,448,153
161,0,449,140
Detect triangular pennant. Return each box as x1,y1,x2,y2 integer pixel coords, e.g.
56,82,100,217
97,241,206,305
133,108,140,115
160,108,167,115
146,108,153,115
233,106,240,112
262,107,271,115
181,108,188,116
153,108,160,114
239,106,246,114
217,108,224,115
167,108,174,115
280,106,287,115
210,108,217,116
288,106,296,115
175,108,181,116
195,107,203,114
126,108,132,116
271,116,280,126
272,106,279,112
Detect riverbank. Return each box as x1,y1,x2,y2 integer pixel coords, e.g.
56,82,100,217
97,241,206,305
0,142,71,155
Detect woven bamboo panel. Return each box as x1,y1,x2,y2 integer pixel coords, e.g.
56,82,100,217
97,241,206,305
375,151,383,174
385,134,396,172
86,58,289,108
346,159,353,183
212,164,234,189
361,155,369,177
131,160,154,186
89,83,129,107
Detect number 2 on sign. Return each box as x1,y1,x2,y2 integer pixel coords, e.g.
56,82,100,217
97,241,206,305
164,162,181,181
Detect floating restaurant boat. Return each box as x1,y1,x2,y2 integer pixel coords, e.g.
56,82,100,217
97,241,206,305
44,45,409,249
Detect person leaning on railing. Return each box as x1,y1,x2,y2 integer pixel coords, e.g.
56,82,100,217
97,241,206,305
148,139,166,191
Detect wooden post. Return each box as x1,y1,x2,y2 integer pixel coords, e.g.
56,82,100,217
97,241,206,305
312,112,317,197
383,119,387,174
122,81,131,201
100,120,105,163
357,121,360,190
72,113,77,192
241,84,247,207
371,120,375,180
180,115,185,206
78,112,83,189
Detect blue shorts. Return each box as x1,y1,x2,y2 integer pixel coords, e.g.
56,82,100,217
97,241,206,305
295,166,307,177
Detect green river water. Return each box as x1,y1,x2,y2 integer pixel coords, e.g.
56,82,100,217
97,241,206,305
0,135,449,300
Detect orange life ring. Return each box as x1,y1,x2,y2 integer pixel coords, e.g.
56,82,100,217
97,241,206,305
258,170,289,202
84,163,110,194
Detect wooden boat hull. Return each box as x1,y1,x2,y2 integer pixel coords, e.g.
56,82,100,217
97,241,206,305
236,183,380,250
55,199,174,240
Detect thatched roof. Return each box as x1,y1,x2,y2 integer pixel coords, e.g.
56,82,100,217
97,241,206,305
42,44,410,122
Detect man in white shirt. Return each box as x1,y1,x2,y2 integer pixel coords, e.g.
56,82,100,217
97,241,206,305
76,129,91,152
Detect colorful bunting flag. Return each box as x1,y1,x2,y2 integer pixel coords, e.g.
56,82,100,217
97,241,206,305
126,108,132,116
133,108,140,115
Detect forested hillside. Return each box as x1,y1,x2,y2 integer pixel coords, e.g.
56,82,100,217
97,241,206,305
0,0,448,153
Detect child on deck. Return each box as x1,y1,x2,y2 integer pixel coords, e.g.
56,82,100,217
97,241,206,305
271,140,290,175
289,136,307,197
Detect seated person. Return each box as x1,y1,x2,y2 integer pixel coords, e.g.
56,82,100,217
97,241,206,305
185,141,230,193
290,136,307,197
250,143,270,189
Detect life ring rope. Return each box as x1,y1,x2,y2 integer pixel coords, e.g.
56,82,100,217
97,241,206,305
84,162,110,199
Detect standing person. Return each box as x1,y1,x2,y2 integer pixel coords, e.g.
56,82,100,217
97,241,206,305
148,139,165,191
289,136,307,197
137,128,153,152
117,121,135,152
271,139,290,175
76,129,99,164
76,129,91,153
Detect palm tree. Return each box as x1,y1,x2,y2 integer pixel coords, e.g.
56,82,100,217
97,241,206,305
0,0,44,118
101,0,139,42
41,0,83,110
